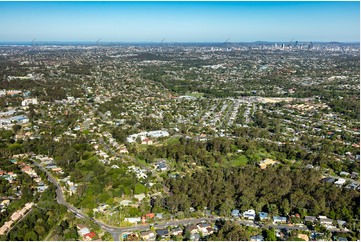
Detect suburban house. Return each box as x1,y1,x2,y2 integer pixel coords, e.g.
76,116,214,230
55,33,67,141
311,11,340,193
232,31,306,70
124,217,141,224
145,213,155,220
0,226,7,236
156,228,169,238
273,216,287,224
339,171,350,177
337,220,347,228
119,200,132,207
76,224,87,230
0,221,14,236
243,209,256,220
345,183,359,190
250,235,265,241
141,138,153,145
10,212,22,221
170,227,183,236
231,209,240,217
334,178,346,187
36,184,47,192
83,231,96,240
156,213,163,219
297,234,309,241
205,227,215,236
134,193,146,201
21,98,38,107
51,166,62,173
336,237,348,241
350,172,358,179
258,212,269,221
318,216,333,225
119,147,129,154
190,233,201,241
0,200,10,208
21,165,32,172
141,231,155,241
197,223,213,236
78,227,91,236
123,233,138,240
186,225,199,234
156,160,167,171
259,159,278,169
304,216,317,223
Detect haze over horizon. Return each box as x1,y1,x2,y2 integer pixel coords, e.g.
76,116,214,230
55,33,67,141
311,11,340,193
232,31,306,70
0,1,359,43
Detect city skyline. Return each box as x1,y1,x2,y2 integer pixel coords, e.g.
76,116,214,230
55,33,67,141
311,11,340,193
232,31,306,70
0,1,360,43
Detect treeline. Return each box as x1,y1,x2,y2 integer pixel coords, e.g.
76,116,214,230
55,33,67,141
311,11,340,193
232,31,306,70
48,218,79,241
164,166,360,224
65,64,92,75
134,135,359,174
328,97,360,120
207,220,259,241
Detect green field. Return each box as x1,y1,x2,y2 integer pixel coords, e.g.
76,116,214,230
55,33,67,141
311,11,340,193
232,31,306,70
185,92,204,98
229,155,249,167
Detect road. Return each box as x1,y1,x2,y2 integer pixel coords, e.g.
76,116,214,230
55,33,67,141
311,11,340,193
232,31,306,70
31,160,122,240
268,223,307,231
31,160,351,240
118,218,218,233
32,159,192,239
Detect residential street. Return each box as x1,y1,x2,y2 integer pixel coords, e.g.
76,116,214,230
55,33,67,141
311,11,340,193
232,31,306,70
31,159,351,241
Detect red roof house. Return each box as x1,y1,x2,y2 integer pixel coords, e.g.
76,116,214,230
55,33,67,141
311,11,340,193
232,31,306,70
84,232,96,240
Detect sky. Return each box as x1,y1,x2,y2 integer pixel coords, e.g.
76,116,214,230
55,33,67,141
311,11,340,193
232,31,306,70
0,1,359,42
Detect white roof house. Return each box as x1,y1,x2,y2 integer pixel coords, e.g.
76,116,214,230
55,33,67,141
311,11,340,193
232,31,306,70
124,217,141,224
243,209,256,220
334,178,346,185
78,227,90,236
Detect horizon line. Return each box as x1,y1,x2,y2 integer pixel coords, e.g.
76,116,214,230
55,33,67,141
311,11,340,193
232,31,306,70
0,40,359,44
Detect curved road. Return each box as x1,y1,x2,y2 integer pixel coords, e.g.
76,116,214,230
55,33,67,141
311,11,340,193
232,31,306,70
31,160,349,240
31,160,123,240
31,160,215,240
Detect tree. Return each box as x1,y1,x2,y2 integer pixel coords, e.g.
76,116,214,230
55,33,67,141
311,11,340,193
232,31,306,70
281,199,291,215
34,225,46,237
0,129,14,140
12,124,22,134
102,232,114,241
263,228,277,241
134,183,147,195
24,231,38,241
184,230,191,241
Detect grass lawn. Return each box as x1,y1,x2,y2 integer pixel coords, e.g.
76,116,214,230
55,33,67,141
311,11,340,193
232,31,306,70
185,92,204,98
164,136,181,145
136,158,148,166
257,148,271,158
229,155,249,167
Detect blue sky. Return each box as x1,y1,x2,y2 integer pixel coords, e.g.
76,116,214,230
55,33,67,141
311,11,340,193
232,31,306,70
0,1,359,42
